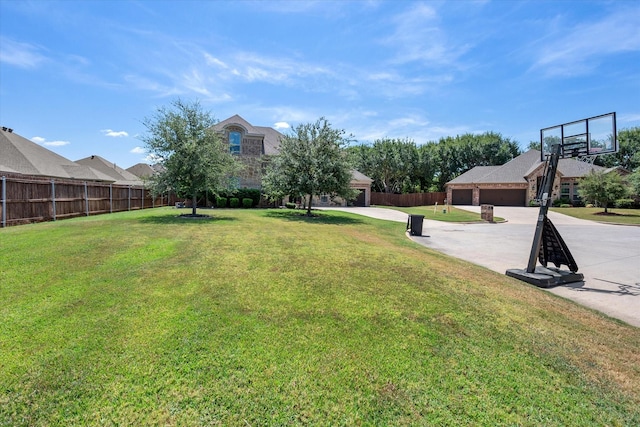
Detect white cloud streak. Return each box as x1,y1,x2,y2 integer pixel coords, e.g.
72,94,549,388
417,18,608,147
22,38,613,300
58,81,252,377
32,136,70,146
530,7,640,77
0,37,47,68
101,129,129,137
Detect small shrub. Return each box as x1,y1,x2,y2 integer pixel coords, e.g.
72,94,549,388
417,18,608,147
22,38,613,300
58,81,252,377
560,204,572,208
615,198,635,209
216,197,227,208
242,198,253,208
529,199,540,207
236,188,261,206
285,202,296,209
553,197,571,207
230,198,240,208
572,199,585,207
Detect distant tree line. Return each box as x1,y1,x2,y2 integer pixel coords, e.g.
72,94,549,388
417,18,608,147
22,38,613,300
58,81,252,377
346,132,521,193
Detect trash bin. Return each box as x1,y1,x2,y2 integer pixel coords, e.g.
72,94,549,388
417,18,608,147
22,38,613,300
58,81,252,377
407,214,424,236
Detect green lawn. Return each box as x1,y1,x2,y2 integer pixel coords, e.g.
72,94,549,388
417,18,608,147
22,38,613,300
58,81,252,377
376,205,505,223
550,207,640,225
1,208,639,425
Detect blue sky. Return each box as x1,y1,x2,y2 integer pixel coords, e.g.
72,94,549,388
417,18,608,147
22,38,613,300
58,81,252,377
1,0,639,168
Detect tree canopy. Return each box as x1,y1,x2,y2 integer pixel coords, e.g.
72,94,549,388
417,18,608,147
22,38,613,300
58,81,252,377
348,131,520,193
262,118,356,216
578,170,629,213
141,99,241,216
597,127,640,172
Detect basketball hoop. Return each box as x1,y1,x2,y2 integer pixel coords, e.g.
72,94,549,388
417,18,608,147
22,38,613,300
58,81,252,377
507,112,617,287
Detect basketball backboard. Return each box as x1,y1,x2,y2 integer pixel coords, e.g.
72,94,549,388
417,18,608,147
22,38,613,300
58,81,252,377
540,112,616,161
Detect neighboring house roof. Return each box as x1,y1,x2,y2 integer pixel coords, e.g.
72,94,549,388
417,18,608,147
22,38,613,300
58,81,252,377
126,163,157,178
1,128,114,181
76,155,144,186
214,114,283,155
447,149,607,185
351,170,373,183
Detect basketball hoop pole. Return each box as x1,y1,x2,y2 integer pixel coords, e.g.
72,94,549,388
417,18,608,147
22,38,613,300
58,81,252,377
526,143,561,273
506,142,582,286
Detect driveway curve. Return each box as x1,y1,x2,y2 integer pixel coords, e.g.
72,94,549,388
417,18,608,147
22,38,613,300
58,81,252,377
320,206,640,327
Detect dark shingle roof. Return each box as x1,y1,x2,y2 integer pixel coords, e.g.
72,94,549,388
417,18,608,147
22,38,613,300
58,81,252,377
1,128,114,181
126,163,157,178
447,149,606,185
76,155,144,186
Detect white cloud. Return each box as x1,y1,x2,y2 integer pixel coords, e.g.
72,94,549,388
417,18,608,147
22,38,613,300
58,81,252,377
130,146,146,154
530,8,640,77
383,4,469,67
204,53,229,69
273,122,291,130
0,37,46,68
101,129,129,137
618,113,640,124
32,136,70,147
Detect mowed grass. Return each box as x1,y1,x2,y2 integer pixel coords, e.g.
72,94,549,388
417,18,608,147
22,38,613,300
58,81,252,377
1,208,639,426
550,207,640,225
377,205,505,223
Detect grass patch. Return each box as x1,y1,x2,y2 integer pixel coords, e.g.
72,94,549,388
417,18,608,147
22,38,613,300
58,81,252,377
1,207,639,425
551,207,640,225
377,205,504,223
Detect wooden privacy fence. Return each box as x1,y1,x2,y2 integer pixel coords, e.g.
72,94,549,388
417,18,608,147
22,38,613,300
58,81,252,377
1,174,175,227
371,192,446,207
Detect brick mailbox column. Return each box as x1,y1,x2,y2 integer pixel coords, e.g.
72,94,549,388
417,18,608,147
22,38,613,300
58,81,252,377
481,204,494,222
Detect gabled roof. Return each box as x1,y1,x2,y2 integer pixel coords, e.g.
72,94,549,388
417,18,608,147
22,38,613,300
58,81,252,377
447,149,606,185
351,170,373,183
76,155,144,186
214,114,283,155
1,128,114,181
126,163,157,178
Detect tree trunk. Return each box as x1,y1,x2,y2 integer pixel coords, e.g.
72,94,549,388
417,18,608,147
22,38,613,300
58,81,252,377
192,193,197,216
306,192,313,216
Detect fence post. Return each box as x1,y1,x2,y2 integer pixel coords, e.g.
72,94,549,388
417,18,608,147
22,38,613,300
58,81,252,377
84,181,89,216
1,176,6,228
109,184,113,213
141,187,144,209
51,180,57,221
128,186,131,211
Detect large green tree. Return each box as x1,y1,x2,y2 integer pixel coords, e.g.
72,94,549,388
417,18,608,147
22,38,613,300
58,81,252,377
435,132,520,191
262,118,356,216
598,127,640,171
141,99,241,216
578,170,629,213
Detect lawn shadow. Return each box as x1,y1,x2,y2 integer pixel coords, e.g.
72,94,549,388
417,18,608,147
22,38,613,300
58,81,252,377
139,213,238,225
263,209,365,225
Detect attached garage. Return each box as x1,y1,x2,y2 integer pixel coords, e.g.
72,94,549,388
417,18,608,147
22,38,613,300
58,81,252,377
479,189,526,206
451,189,473,205
353,189,367,207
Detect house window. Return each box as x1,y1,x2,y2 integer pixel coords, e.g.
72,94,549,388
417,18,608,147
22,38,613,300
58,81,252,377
320,195,329,204
229,131,241,154
572,183,581,201
561,182,570,197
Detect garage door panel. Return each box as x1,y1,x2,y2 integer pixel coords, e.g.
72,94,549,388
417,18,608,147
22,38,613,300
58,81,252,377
452,189,472,205
480,189,526,206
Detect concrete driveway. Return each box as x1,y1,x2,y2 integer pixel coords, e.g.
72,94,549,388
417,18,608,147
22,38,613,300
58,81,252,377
320,206,640,327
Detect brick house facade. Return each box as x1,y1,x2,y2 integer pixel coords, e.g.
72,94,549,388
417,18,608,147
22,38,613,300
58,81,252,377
214,115,372,206
445,149,608,206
